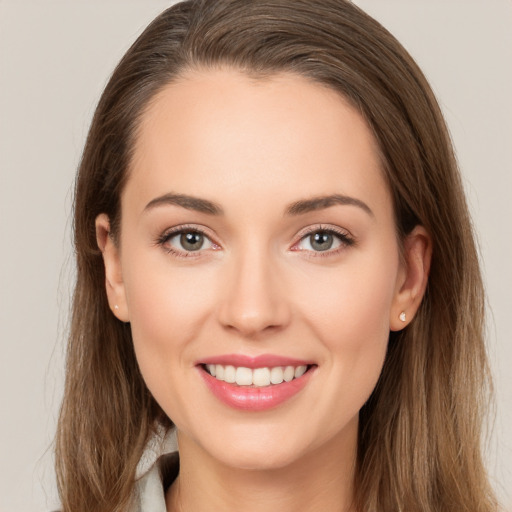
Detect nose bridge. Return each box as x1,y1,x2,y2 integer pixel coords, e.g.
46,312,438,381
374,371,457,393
218,240,290,336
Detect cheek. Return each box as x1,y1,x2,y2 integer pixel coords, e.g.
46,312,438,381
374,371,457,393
122,260,221,427
299,252,397,341
295,248,398,397
121,250,217,389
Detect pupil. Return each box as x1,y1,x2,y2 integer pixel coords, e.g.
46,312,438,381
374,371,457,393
181,232,203,251
311,232,333,251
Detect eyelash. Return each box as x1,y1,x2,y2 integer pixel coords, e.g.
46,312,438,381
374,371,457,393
293,225,355,258
155,224,355,259
155,224,217,258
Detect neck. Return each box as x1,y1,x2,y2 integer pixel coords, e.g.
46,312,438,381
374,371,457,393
166,419,358,512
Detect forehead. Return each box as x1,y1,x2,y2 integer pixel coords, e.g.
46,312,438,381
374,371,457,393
125,68,391,219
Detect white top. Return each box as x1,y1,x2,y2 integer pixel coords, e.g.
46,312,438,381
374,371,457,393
128,427,178,512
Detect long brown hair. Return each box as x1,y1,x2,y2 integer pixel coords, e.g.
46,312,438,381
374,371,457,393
55,1,497,510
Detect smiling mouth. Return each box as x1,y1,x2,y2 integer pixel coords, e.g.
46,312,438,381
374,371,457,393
201,364,314,388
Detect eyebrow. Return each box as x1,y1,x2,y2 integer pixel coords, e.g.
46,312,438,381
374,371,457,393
144,192,373,217
144,193,224,215
286,194,374,217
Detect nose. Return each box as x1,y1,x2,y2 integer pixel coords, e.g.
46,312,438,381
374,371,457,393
217,246,291,338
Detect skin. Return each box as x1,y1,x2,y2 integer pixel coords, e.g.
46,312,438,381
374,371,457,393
96,69,431,512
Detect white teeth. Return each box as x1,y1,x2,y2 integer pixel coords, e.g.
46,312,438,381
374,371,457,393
253,367,271,387
224,365,236,383
283,366,295,382
235,367,253,386
270,366,284,384
205,364,310,387
295,365,307,378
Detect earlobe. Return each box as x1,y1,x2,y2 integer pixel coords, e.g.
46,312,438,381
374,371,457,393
390,225,432,331
95,214,129,322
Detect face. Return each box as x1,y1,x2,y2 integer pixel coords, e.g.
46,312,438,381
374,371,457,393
98,68,421,471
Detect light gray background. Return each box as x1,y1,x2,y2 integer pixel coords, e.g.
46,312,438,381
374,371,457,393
0,1,510,511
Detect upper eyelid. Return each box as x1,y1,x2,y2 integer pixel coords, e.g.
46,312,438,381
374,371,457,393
160,224,215,239
293,224,353,241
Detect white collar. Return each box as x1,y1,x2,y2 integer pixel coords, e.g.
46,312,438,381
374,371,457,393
135,426,178,480
129,426,178,512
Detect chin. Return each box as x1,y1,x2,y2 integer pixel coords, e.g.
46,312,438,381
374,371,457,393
215,444,302,472
192,423,315,472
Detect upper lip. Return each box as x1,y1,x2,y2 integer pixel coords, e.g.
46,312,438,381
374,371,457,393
197,353,314,369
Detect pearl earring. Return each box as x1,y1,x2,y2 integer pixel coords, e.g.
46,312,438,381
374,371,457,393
114,305,119,310
399,311,406,322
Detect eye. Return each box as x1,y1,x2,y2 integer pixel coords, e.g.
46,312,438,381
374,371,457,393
157,226,217,256
294,227,354,254
173,231,210,252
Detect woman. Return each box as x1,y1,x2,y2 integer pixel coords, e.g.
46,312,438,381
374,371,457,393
55,1,498,511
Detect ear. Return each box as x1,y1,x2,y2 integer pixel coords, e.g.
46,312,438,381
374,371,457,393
95,213,129,322
390,225,432,331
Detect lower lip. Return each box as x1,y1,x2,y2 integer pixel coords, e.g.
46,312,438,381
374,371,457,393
199,366,314,411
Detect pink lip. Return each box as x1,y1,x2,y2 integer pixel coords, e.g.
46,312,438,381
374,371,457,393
198,353,312,369
197,354,316,412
